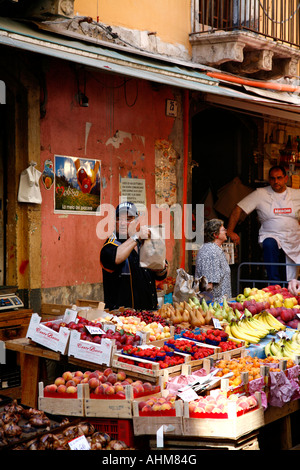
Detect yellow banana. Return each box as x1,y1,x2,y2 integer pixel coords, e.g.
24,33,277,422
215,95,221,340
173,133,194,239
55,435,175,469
230,322,260,343
246,318,271,335
239,319,267,338
264,340,272,357
260,312,286,331
269,340,283,357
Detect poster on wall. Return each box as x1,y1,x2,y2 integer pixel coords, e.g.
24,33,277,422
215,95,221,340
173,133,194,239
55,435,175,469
54,155,101,214
155,139,177,206
120,177,146,213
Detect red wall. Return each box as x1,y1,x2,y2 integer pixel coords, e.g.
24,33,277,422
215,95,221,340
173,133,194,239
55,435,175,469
40,59,177,289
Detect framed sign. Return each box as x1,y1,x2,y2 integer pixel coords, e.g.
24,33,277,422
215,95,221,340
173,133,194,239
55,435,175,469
54,155,101,214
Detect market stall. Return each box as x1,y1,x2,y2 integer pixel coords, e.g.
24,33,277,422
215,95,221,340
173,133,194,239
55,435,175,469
1,282,300,451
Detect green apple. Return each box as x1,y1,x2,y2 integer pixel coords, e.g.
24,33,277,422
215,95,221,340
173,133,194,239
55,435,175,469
236,294,245,302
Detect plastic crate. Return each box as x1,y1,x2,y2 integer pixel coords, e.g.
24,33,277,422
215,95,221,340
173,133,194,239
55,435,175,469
0,366,21,390
87,418,134,447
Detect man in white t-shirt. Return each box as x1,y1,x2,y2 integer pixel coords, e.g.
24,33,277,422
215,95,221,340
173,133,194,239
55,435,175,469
227,165,300,282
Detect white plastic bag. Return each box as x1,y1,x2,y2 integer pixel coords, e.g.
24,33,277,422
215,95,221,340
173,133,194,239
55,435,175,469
139,225,166,270
18,162,42,204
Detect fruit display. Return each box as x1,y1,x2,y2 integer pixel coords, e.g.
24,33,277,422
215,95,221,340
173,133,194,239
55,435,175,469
43,368,160,399
44,316,141,350
182,329,244,351
118,352,185,370
236,285,300,305
214,355,296,388
265,331,300,360
165,338,215,360
137,393,177,415
188,392,259,417
155,276,175,291
158,298,215,329
224,311,286,344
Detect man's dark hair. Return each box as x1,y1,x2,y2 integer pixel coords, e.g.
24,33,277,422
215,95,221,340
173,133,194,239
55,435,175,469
269,165,286,177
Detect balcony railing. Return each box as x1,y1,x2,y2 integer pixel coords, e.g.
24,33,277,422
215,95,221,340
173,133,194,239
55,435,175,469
191,0,300,48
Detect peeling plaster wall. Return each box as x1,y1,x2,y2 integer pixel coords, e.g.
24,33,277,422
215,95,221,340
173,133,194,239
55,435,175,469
40,59,180,302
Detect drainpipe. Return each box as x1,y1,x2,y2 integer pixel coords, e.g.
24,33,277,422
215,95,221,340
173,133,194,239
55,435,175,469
206,71,300,93
181,89,189,269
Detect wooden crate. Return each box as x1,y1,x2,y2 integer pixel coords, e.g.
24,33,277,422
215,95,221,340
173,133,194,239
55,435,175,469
40,303,71,321
38,382,86,416
84,384,133,419
84,384,163,419
182,402,264,440
112,351,191,382
0,309,33,341
76,299,105,309
133,400,183,436
149,431,260,450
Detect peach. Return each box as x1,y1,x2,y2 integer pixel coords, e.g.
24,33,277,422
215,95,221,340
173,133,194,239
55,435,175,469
114,383,124,393
45,384,57,393
72,376,82,385
83,371,92,378
160,402,172,411
142,382,153,392
117,370,126,381
74,371,84,378
88,372,100,380
204,403,215,413
152,403,161,411
57,384,67,393
107,373,117,385
66,380,76,388
89,377,100,389
138,400,148,410
103,368,113,377
105,385,115,395
66,385,77,394
62,371,73,382
99,374,107,383
80,377,89,384
54,377,65,387
141,404,152,413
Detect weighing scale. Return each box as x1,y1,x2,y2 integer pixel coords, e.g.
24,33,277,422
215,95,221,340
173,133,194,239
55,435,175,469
0,287,24,311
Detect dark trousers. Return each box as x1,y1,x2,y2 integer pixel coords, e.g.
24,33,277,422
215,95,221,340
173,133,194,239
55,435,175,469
262,237,286,283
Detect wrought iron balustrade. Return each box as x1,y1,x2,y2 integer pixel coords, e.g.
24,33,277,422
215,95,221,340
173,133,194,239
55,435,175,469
191,0,300,48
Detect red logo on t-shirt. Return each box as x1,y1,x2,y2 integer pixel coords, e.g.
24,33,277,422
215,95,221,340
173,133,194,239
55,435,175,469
274,207,292,215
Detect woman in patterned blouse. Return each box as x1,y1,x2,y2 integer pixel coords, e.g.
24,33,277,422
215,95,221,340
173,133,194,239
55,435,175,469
195,219,232,303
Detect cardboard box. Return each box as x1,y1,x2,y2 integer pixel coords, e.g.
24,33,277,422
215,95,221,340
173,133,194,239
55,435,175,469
68,330,114,366
26,309,77,354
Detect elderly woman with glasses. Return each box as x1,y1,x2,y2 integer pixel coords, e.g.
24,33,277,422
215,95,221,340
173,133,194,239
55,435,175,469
195,218,232,303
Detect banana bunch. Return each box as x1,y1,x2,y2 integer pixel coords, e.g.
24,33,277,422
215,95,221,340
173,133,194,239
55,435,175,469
225,317,270,344
291,330,300,345
265,337,300,360
255,311,286,332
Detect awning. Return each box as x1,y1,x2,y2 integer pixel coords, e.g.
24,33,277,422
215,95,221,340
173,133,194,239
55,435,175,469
1,16,300,119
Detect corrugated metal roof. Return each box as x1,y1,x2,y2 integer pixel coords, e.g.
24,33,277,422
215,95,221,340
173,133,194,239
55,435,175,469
1,16,300,118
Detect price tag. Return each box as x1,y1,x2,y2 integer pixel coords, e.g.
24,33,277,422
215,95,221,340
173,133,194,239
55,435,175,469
178,387,199,402
112,315,123,325
85,325,105,335
212,318,222,329
68,435,90,450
